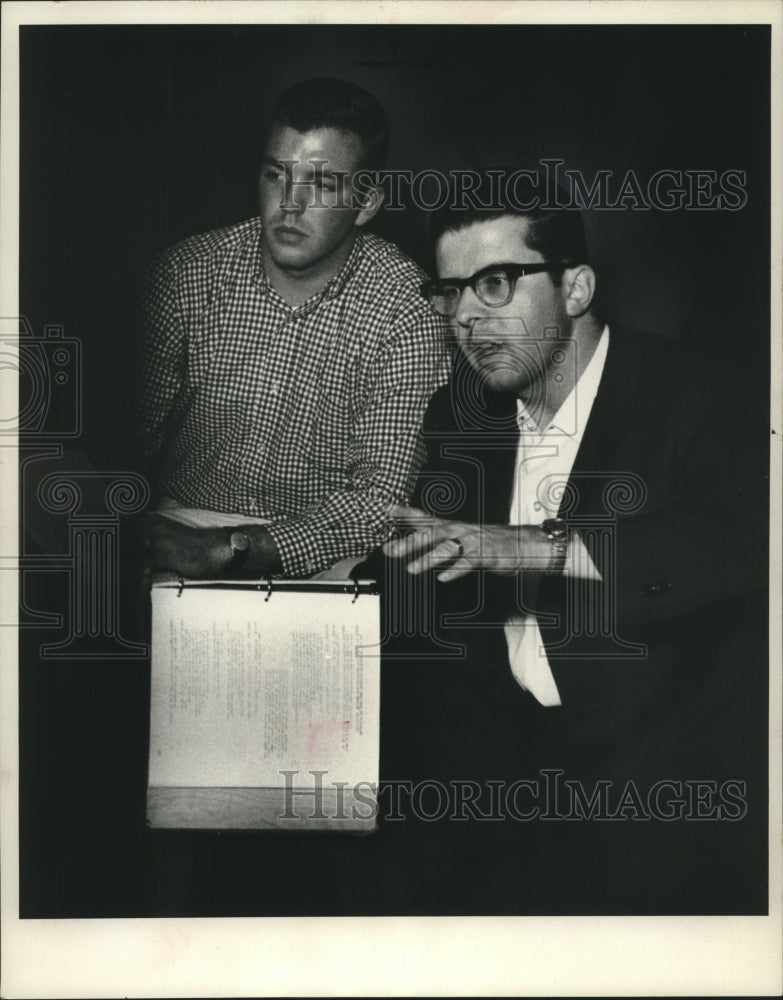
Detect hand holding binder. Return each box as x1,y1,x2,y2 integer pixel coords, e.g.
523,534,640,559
143,514,283,578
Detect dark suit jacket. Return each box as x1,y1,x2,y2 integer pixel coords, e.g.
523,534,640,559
396,326,769,784
366,326,769,913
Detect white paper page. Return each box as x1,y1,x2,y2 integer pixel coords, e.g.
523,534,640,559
148,585,379,790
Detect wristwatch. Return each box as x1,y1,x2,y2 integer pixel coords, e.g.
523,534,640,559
541,518,569,576
227,529,251,571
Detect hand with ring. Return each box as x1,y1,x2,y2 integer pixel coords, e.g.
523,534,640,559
383,503,550,582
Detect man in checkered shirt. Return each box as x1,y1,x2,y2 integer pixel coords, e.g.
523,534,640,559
140,79,449,579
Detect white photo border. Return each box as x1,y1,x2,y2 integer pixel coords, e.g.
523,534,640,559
1,2,781,997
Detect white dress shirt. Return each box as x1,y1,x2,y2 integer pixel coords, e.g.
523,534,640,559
504,327,610,706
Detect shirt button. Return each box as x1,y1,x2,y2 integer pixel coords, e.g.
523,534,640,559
533,501,543,511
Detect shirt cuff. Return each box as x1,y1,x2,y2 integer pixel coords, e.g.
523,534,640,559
262,520,325,577
564,530,602,581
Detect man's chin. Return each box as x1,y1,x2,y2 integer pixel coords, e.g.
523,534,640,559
265,244,313,271
470,361,528,397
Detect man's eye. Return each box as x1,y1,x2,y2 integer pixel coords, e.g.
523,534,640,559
484,274,506,288
263,169,282,181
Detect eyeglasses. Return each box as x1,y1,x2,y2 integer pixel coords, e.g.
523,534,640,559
420,261,572,316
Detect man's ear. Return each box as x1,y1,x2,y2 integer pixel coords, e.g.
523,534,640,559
563,264,596,317
354,184,385,227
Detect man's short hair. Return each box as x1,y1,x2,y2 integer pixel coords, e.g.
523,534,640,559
431,169,589,286
272,78,389,172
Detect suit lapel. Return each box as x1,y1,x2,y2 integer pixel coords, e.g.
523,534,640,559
562,328,643,516
445,328,644,522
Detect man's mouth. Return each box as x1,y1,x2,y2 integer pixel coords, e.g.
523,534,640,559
470,345,508,364
274,225,308,241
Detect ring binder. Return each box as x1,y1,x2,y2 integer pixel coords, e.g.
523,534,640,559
153,576,380,597
147,573,381,831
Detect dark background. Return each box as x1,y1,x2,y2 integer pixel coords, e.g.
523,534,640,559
18,23,771,917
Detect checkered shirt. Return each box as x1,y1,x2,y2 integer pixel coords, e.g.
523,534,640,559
139,218,450,576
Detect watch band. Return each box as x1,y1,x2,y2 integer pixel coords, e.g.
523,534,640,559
541,518,569,576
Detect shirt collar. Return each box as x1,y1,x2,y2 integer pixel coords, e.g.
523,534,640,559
322,231,364,300
517,325,610,438
253,226,364,306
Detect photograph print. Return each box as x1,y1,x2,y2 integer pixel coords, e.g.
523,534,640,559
11,13,774,932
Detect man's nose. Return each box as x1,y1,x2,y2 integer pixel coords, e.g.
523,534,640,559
280,179,309,214
454,286,488,330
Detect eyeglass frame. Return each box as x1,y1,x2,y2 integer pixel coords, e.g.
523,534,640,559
420,261,574,315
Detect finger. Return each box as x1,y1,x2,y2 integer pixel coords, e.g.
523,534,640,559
437,559,472,583
384,525,453,559
406,537,467,575
388,504,439,531
387,502,426,520
383,530,431,559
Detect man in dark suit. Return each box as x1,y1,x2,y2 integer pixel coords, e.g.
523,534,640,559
378,172,768,914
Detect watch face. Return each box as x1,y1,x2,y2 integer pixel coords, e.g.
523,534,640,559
230,530,250,553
